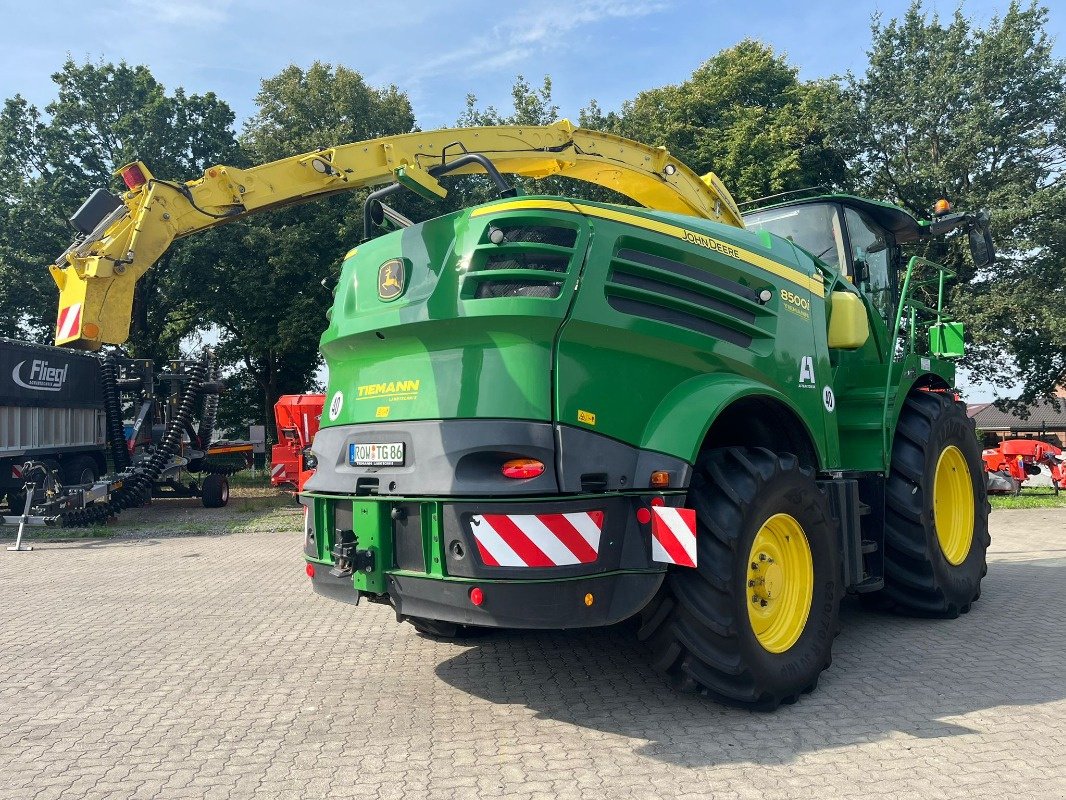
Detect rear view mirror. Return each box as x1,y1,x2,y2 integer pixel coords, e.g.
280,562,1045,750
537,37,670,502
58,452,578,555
968,211,995,269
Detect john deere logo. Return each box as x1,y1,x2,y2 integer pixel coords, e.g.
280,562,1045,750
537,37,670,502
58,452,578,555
378,259,405,300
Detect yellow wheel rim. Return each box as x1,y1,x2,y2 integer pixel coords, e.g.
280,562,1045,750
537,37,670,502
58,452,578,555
933,445,974,565
746,513,814,654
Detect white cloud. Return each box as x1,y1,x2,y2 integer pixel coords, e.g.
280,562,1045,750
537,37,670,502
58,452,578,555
408,0,670,80
128,0,235,25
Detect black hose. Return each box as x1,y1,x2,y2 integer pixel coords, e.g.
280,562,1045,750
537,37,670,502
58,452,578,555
56,358,208,527
196,356,220,449
100,354,131,471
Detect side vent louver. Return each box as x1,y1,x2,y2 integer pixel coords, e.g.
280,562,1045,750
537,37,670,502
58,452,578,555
467,221,578,300
605,245,771,349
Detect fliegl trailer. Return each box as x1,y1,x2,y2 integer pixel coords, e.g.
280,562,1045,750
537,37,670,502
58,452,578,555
46,122,992,708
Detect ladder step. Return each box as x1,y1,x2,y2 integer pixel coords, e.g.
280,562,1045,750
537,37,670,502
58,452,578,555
861,539,878,554
854,575,884,593
858,501,871,517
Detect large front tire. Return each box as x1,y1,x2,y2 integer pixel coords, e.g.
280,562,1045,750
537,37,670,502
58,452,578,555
877,391,989,617
637,447,841,710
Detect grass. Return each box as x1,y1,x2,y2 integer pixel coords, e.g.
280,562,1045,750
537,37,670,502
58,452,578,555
990,487,1066,510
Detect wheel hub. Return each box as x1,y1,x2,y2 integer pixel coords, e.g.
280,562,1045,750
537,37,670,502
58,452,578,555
746,514,814,653
933,445,975,566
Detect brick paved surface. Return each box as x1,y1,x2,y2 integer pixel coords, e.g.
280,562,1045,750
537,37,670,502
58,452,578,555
0,507,1063,799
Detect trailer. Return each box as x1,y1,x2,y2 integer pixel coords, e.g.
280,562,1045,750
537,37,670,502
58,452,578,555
0,338,107,508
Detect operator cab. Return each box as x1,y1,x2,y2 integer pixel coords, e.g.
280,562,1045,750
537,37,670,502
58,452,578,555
743,195,923,324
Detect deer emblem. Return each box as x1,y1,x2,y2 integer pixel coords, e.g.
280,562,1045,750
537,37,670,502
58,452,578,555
378,260,404,299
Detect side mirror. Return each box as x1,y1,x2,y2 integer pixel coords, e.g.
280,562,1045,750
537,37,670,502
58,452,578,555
968,211,995,269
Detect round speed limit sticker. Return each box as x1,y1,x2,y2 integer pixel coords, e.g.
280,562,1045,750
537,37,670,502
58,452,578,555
328,390,344,421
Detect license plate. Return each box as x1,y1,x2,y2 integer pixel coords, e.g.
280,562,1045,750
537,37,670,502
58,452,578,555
348,442,405,466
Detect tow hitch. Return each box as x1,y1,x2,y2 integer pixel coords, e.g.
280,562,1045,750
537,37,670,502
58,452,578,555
329,529,375,577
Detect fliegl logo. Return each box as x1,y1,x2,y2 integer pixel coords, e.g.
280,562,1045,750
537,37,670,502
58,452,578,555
11,360,68,392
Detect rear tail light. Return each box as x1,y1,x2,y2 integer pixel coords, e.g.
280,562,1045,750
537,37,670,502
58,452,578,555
501,458,544,479
305,562,315,578
469,587,484,606
120,163,148,190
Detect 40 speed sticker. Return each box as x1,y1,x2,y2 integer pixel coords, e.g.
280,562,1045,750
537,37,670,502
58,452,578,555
328,390,344,421
823,386,836,413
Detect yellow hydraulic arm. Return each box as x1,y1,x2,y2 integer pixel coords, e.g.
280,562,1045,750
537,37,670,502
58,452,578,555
49,119,743,349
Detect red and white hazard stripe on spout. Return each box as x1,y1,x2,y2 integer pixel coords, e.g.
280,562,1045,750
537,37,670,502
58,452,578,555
471,511,604,567
56,303,82,341
651,506,697,567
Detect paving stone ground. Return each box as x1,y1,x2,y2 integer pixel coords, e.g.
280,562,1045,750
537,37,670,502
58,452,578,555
0,505,1063,799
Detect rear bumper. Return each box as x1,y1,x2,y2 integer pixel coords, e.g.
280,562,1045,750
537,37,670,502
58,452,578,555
303,491,679,629
308,568,664,630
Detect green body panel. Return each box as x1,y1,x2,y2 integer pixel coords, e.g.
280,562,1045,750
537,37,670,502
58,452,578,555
320,210,588,425
319,196,864,470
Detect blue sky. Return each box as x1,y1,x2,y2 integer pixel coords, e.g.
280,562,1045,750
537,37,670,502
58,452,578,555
0,0,1059,130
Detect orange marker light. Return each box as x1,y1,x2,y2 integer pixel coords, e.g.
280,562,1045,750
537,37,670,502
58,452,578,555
934,198,952,216
650,470,671,488
501,458,544,479
584,593,594,607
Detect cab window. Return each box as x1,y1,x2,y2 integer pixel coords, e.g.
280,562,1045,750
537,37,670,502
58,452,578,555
744,203,847,273
843,207,894,322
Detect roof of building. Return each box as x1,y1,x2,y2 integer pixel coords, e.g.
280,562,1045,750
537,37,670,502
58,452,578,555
969,398,1066,431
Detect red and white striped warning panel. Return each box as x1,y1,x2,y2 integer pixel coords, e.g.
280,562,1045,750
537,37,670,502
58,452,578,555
56,303,82,341
470,511,604,567
651,506,697,567
271,463,286,479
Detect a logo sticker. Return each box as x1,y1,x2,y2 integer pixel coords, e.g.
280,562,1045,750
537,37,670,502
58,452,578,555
798,356,816,387
780,288,811,320
823,386,836,413
378,259,405,301
328,391,344,421
11,360,69,392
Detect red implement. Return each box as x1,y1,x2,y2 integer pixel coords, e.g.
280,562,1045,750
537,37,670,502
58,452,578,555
271,393,325,491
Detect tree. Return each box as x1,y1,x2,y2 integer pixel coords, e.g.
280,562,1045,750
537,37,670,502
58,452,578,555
600,40,849,203
195,63,417,436
0,60,240,361
838,2,1066,403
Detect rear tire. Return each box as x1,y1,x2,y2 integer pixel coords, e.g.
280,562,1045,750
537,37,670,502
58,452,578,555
405,617,474,639
637,447,840,710
201,474,229,508
876,391,989,617
61,455,99,487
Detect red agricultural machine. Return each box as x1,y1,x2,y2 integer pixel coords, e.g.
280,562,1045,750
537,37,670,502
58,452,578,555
271,394,324,492
983,439,1066,494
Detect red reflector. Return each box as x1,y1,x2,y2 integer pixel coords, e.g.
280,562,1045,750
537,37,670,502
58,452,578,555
650,496,665,507
501,458,544,479
469,587,484,606
305,562,315,578
121,164,147,190
636,507,652,525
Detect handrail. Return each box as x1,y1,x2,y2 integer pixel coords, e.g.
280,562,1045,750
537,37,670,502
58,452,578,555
880,256,957,468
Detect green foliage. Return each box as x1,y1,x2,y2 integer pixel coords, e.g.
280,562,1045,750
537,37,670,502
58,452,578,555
598,40,850,203
837,2,1066,402
0,60,239,357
